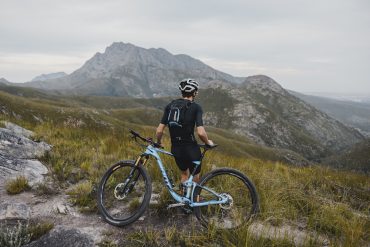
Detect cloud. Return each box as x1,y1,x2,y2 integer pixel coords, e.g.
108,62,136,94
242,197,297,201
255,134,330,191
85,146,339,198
0,0,369,94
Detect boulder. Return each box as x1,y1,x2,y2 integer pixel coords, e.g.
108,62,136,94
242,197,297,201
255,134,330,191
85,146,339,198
0,202,31,221
0,122,50,186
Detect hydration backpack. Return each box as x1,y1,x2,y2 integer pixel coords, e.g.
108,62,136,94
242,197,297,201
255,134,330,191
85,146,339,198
167,99,192,128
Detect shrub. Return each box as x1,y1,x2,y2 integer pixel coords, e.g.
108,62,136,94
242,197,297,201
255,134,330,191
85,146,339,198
5,176,31,195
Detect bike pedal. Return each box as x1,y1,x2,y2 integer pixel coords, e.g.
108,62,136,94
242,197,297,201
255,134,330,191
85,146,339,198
167,203,186,209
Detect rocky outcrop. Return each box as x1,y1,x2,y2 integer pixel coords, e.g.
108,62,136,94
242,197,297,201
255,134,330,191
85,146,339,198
0,122,50,185
25,226,94,247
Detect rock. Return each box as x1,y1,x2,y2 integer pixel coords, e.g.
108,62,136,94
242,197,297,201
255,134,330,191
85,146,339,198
0,155,48,186
0,203,31,221
3,121,34,138
25,226,94,247
54,203,69,215
0,122,50,186
0,127,51,159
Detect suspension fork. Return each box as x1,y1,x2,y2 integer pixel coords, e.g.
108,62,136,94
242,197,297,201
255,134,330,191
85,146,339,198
123,155,149,193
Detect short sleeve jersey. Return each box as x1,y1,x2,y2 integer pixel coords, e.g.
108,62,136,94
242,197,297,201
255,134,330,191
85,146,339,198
161,99,203,145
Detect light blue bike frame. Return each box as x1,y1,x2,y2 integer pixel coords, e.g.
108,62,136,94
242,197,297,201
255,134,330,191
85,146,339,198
142,145,228,207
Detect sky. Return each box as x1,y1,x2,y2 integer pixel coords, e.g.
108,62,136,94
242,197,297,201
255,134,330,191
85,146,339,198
1,0,369,95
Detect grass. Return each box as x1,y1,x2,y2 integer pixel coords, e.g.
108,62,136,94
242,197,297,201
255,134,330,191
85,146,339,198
66,180,96,212
5,176,31,195
28,220,54,242
0,87,369,246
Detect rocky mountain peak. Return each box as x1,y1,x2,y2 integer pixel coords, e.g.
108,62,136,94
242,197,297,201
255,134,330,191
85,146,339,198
242,75,285,95
25,42,243,97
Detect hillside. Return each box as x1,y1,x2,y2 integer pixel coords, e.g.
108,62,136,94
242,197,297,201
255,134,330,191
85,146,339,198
199,76,364,161
0,87,309,166
291,91,370,136
323,139,370,173
0,88,369,246
1,82,365,165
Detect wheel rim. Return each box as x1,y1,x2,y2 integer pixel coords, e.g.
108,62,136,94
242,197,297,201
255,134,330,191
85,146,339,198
197,172,255,229
100,165,147,222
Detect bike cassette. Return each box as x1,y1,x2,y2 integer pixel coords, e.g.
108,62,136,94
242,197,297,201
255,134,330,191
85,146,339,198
219,193,233,210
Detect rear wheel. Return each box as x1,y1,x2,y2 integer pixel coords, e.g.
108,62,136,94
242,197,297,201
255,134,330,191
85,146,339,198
194,168,259,229
97,160,152,226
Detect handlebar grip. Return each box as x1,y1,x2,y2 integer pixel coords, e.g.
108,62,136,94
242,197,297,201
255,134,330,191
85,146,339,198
199,143,218,149
129,129,139,137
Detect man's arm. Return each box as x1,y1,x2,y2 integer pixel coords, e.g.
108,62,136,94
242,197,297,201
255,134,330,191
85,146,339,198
156,123,166,144
197,126,213,145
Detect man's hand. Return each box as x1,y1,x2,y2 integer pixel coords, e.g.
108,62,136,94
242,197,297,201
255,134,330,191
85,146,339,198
206,140,214,146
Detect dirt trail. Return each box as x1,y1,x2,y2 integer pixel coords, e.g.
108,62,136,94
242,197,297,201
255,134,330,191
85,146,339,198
1,182,332,247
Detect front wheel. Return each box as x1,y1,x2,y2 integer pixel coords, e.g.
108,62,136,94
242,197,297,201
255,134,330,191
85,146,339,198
194,168,259,229
97,160,152,226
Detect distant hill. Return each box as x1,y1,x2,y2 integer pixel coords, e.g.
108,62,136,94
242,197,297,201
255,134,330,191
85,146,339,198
23,42,244,97
323,139,370,173
291,91,370,136
31,72,67,82
0,78,10,85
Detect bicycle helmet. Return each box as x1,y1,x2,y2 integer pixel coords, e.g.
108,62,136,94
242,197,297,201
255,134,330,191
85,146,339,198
179,79,199,93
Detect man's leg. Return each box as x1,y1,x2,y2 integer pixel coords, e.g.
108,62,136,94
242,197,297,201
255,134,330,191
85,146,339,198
180,169,189,183
193,174,200,183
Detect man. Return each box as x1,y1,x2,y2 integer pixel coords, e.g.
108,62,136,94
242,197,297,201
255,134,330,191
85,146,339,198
156,79,214,185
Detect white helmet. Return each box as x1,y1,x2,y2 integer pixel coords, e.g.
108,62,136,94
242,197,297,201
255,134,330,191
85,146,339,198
179,79,199,93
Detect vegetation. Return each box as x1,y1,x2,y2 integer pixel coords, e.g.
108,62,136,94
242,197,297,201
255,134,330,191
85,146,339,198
0,86,369,246
0,220,54,247
5,176,31,195
0,222,31,247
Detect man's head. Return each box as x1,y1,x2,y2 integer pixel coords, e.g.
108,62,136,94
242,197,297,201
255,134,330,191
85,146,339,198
179,79,199,98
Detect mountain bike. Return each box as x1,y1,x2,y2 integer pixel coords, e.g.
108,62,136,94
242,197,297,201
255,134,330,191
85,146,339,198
97,130,259,229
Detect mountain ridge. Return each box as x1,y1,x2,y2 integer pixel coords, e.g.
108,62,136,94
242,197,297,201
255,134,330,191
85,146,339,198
23,42,244,97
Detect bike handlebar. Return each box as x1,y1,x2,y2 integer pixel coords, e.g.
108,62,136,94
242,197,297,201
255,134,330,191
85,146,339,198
129,129,163,148
129,129,218,150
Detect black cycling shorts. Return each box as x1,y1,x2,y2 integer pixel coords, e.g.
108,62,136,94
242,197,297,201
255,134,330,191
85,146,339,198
171,144,202,175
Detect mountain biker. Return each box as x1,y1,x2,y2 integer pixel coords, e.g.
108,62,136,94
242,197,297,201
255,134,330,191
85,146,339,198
156,79,214,185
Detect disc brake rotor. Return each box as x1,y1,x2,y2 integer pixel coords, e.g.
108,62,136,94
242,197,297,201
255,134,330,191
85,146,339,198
114,183,127,200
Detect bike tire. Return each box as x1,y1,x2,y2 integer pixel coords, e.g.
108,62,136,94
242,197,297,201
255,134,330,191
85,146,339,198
97,160,152,226
193,168,259,229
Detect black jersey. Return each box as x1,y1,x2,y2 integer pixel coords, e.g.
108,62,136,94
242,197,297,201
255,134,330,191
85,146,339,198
161,99,203,145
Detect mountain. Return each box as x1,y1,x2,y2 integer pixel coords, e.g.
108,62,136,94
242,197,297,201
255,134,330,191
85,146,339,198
290,91,370,137
198,75,364,160
31,72,67,82
23,42,244,97
0,78,10,85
